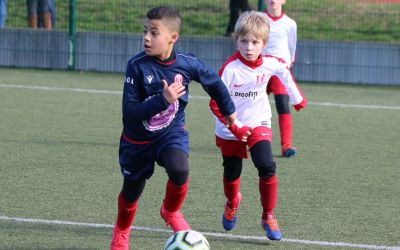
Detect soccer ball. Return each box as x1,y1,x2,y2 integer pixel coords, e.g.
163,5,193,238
164,230,210,250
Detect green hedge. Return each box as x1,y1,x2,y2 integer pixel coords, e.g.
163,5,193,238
4,0,400,43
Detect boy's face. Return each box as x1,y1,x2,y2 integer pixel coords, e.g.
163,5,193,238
265,0,286,12
143,18,179,60
236,33,266,62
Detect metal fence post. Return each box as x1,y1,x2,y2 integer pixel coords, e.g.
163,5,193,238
258,0,265,11
68,0,76,70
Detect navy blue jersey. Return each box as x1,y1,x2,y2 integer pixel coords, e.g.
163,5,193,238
122,49,236,141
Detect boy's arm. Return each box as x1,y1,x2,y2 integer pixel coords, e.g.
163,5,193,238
209,99,250,142
289,21,297,68
209,99,236,126
274,62,307,111
193,60,236,116
122,65,171,122
194,56,250,140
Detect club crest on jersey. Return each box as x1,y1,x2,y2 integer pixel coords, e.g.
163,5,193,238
146,74,154,84
256,74,266,85
174,74,183,84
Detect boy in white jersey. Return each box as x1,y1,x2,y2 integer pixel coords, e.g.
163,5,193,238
263,0,302,157
209,10,307,240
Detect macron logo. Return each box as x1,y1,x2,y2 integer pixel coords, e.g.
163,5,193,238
146,75,154,84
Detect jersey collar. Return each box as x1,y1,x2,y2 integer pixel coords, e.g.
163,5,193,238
236,51,263,69
155,50,176,65
264,10,285,21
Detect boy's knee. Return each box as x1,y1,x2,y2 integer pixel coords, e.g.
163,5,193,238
256,160,276,178
223,156,242,181
168,168,188,185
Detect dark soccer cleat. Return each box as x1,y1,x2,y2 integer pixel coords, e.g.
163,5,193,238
222,192,242,231
282,144,297,157
261,213,282,241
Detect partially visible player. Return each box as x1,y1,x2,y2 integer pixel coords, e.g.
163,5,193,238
110,6,237,250
263,0,303,157
209,11,307,240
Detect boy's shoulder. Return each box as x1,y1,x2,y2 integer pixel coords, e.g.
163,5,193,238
281,13,297,26
128,51,147,65
175,50,201,62
262,54,289,67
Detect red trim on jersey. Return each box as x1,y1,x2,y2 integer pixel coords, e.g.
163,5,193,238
264,54,288,65
267,75,288,95
264,10,285,22
237,52,263,69
156,59,176,65
121,134,151,144
155,52,176,65
219,52,264,73
219,53,238,76
209,99,227,125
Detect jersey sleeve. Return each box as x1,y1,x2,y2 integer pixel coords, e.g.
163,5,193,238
288,21,297,67
122,61,170,122
273,59,306,108
193,59,235,116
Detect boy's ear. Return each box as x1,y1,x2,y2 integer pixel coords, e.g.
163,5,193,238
263,38,269,49
170,32,179,43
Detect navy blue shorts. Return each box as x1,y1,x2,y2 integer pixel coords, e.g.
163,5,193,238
119,126,189,181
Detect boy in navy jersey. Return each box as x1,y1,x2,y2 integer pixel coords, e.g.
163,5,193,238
210,11,306,240
110,6,237,250
263,0,301,157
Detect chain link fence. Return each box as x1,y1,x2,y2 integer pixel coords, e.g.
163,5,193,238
3,0,400,43
1,0,399,84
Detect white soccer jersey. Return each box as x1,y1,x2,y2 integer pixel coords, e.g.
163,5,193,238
262,12,297,68
211,52,304,141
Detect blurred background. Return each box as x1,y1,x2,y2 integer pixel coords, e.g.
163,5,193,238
0,0,399,84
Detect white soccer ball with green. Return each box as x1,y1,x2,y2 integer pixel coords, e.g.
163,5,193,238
164,230,210,250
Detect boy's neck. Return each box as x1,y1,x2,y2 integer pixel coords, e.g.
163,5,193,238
156,50,176,64
267,7,283,18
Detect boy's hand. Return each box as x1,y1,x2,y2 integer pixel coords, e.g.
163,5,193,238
224,112,237,127
228,119,252,142
162,79,186,104
294,97,308,111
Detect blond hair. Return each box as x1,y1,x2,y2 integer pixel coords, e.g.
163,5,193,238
233,11,270,44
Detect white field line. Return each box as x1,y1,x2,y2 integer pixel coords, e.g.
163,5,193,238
0,215,399,250
1,83,400,111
